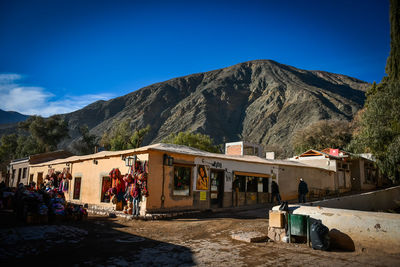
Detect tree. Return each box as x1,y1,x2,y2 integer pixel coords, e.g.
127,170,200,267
73,125,99,155
19,115,69,152
100,119,150,151
291,120,353,155
0,134,19,172
130,125,151,149
350,0,400,182
162,132,220,153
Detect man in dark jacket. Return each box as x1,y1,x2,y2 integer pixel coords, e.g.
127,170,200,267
298,178,308,203
271,180,281,204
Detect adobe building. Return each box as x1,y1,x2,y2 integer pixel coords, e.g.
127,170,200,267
8,150,74,187
289,148,383,193
29,143,335,215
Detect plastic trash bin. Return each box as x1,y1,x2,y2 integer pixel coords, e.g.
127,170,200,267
288,213,310,246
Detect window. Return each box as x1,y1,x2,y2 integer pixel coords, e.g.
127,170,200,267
17,168,22,184
101,176,112,203
233,175,246,192
22,168,27,179
73,177,82,200
173,166,191,196
258,177,269,193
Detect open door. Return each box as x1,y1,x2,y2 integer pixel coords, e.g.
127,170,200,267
210,170,224,208
37,172,43,189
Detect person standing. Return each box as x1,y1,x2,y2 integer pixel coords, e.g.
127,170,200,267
132,178,141,218
298,178,308,203
271,180,281,204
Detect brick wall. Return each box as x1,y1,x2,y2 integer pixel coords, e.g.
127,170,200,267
226,144,242,156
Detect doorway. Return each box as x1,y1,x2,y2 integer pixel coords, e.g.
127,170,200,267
37,172,43,189
210,170,224,208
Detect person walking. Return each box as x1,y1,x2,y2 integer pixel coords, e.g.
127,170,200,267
271,180,281,204
298,178,308,203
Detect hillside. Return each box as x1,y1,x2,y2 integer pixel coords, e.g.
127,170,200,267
0,109,28,124
58,60,369,156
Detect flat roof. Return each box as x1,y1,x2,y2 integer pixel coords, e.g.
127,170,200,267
30,143,330,171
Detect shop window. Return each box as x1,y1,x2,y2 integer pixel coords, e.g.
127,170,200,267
73,177,82,200
246,177,258,192
258,177,269,193
101,176,112,203
233,175,246,192
173,166,191,196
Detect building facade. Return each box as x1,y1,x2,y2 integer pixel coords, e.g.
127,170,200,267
29,144,336,215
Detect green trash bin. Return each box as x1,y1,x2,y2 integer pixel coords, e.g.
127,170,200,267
288,213,310,246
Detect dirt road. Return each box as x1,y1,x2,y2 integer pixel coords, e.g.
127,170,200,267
1,208,400,266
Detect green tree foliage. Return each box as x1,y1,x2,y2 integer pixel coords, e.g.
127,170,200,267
0,115,69,173
350,0,400,181
292,120,353,155
101,120,150,151
162,132,220,153
386,0,400,81
130,125,151,149
73,125,99,155
350,80,400,180
19,115,69,152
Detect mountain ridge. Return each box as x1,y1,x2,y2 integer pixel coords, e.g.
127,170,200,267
0,60,370,157
59,60,369,155
0,109,29,124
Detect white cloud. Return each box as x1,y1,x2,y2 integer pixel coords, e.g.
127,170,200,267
0,73,114,117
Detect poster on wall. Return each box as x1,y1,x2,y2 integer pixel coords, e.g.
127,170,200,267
200,191,207,201
196,165,209,190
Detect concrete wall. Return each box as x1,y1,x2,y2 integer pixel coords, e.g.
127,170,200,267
9,161,30,187
291,157,337,172
146,151,195,212
274,205,400,254
278,165,336,201
70,153,148,211
31,162,70,188
31,154,149,214
307,186,400,212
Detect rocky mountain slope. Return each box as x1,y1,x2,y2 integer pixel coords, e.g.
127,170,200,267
0,109,28,124
59,60,369,155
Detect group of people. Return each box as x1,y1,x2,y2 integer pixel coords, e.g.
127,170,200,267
270,178,309,204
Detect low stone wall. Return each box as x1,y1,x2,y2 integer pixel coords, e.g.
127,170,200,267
273,205,400,253
306,186,400,211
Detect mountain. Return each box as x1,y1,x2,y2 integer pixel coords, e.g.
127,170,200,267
0,109,29,124
59,60,369,156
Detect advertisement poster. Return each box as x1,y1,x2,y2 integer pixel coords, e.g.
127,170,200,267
196,165,209,190
200,191,207,201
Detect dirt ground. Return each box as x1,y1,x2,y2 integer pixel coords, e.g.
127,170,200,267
1,207,400,266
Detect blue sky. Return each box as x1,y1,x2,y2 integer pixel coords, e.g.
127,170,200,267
0,0,390,117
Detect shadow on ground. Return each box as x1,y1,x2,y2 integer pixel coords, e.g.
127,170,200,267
0,210,195,266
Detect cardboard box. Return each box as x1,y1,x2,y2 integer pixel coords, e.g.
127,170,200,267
269,210,285,228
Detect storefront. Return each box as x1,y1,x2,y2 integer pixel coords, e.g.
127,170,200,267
233,172,271,207
29,143,334,215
